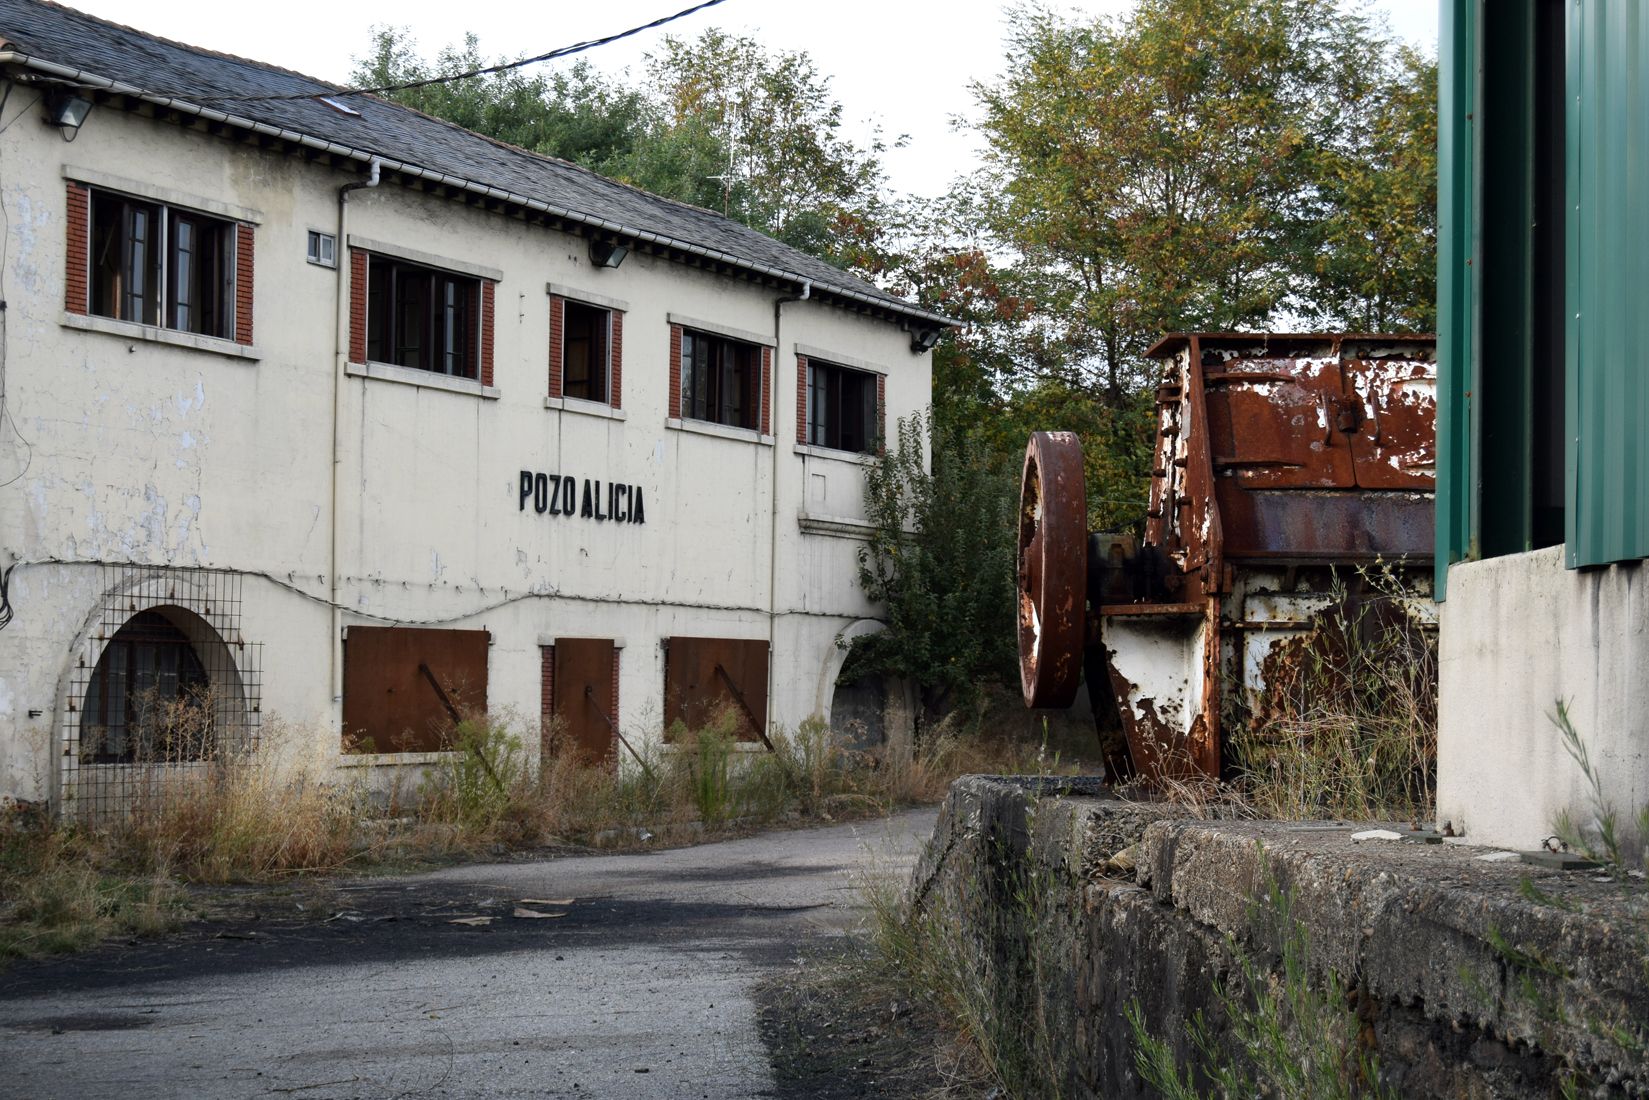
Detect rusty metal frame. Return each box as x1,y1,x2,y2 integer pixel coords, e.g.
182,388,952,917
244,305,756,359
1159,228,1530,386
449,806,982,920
1023,333,1438,785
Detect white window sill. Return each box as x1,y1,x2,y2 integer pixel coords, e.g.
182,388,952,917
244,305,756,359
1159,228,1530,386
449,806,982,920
347,360,500,399
337,751,460,768
793,443,878,466
798,511,880,540
544,395,627,421
666,417,774,446
61,311,261,361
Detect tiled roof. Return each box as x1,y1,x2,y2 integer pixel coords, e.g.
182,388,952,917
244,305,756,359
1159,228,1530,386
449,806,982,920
0,0,950,327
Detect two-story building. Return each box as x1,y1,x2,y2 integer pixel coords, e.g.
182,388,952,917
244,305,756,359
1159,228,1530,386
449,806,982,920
0,0,948,817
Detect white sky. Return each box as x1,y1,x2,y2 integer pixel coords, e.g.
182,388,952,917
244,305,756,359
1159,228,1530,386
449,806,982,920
55,0,1437,200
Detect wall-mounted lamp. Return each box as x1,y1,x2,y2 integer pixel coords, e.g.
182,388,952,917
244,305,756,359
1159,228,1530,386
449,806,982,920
589,238,629,269
44,87,93,133
910,327,941,353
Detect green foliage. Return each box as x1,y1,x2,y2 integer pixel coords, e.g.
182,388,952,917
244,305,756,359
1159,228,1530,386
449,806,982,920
351,27,891,269
847,411,1018,713
1550,700,1649,876
1129,867,1396,1100
353,31,648,172
965,0,1437,407
421,715,526,829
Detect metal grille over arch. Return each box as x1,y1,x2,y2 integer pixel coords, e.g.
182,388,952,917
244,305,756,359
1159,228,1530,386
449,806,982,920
59,565,262,824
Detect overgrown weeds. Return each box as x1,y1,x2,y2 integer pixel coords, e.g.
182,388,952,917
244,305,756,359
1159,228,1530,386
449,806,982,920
860,843,1064,1099
1230,565,1437,822
0,822,181,959
3,702,1081,961
1129,864,1395,1100
1550,700,1649,876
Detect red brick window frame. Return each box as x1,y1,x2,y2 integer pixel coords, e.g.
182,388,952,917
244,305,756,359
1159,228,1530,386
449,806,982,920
66,180,254,346
547,287,624,410
672,320,774,436
348,247,496,386
801,352,886,455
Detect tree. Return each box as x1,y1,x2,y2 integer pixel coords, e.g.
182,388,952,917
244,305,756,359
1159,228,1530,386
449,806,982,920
349,28,893,270
633,30,894,266
351,30,648,173
968,0,1437,403
1297,45,1438,331
847,412,1020,717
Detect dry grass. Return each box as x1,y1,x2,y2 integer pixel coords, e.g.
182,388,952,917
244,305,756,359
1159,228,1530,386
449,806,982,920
1229,569,1438,822
0,819,182,959
410,706,1078,854
115,716,364,883
1,698,1086,960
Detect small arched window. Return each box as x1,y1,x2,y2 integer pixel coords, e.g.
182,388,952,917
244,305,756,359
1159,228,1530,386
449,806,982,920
82,610,212,763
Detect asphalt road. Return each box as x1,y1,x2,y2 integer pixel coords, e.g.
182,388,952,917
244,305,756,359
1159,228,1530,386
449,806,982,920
0,808,938,1100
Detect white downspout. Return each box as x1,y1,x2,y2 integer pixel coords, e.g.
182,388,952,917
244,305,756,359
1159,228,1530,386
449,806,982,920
768,278,811,739
330,158,379,724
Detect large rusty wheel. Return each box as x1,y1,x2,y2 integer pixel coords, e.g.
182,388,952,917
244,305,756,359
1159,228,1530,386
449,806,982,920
1018,432,1088,708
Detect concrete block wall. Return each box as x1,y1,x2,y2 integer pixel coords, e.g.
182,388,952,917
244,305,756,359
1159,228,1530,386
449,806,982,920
1438,546,1649,854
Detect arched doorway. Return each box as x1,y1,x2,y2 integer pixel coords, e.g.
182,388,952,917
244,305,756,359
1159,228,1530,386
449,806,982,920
62,567,261,823
82,610,214,763
829,674,887,752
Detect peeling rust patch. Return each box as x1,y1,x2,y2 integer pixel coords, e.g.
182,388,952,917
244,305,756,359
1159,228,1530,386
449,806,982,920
1023,333,1437,787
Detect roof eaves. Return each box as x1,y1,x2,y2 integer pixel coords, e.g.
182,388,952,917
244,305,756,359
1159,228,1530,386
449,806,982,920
0,48,958,331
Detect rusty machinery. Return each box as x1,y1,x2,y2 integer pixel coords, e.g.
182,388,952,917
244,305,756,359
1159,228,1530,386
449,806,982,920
1018,333,1438,782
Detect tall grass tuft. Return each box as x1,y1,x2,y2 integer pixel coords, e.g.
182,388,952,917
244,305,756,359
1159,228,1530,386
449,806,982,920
117,716,362,883
1231,566,1437,822
1129,866,1396,1100
0,822,181,959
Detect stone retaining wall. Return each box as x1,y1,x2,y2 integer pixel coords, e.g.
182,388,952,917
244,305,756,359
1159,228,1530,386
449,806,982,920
913,776,1648,1098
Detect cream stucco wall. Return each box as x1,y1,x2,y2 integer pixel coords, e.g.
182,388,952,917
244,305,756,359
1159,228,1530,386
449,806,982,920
0,95,932,805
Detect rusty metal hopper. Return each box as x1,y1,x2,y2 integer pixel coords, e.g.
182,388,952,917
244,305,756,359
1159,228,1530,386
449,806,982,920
1017,333,1437,782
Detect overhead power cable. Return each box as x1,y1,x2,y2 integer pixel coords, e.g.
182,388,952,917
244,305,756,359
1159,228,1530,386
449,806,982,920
192,0,730,105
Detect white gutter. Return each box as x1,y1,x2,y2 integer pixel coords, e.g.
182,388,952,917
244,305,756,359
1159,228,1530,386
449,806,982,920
0,51,958,330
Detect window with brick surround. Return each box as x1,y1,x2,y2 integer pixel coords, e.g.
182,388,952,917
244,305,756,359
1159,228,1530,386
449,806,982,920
70,183,251,343
548,294,623,408
806,358,883,454
680,327,764,431
364,253,482,379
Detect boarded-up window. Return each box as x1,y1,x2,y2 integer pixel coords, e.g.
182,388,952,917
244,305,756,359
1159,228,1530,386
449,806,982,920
342,627,489,753
544,638,618,766
663,636,769,743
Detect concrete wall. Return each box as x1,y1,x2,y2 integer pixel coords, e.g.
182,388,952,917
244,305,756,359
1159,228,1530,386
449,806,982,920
0,93,931,805
914,776,1648,1099
1437,545,1649,853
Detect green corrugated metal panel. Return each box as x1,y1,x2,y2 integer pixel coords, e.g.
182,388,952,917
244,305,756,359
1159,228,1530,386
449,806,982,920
1566,1,1649,568
1435,0,1478,599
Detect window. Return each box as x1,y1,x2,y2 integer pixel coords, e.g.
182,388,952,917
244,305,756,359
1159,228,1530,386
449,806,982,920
307,230,336,268
808,360,880,453
562,299,610,402
89,190,236,338
681,328,762,430
82,610,212,763
342,626,489,754
542,638,620,766
365,254,479,379
662,636,769,744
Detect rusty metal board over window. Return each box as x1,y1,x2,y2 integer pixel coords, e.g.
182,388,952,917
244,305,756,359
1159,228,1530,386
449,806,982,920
551,638,617,765
342,627,489,753
663,637,769,742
